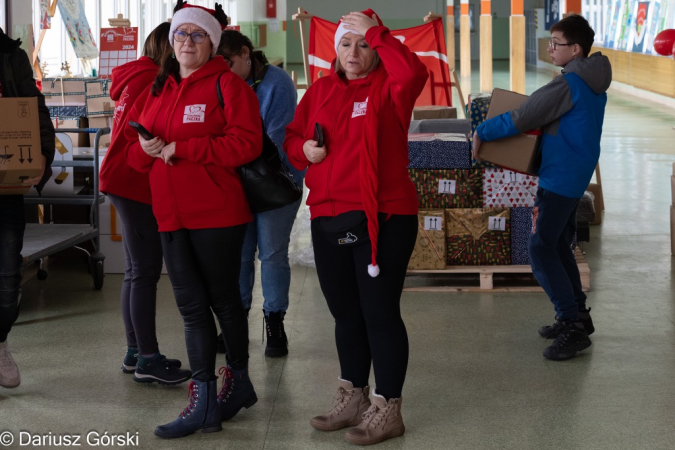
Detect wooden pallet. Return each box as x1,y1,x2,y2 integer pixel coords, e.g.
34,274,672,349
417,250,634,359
404,249,590,293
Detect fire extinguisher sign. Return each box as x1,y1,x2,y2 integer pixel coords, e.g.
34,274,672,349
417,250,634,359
266,0,277,18
99,27,139,79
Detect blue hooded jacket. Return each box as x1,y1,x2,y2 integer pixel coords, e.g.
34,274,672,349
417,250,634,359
476,52,612,198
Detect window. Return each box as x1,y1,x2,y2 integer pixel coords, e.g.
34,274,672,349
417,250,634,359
1,0,7,32
33,0,240,77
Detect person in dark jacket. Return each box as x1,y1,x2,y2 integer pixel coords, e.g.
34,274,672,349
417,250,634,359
99,22,191,386
473,14,612,361
0,27,55,388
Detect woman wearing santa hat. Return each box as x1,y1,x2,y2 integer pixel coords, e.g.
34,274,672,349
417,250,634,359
284,9,428,446
125,1,261,439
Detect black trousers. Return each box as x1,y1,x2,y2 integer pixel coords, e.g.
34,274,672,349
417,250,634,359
108,194,163,355
161,225,249,381
0,195,24,343
311,214,417,399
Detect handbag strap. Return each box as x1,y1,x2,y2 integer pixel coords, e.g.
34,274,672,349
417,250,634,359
216,73,267,133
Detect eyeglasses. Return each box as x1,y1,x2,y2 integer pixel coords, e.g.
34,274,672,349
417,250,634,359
549,40,576,50
173,30,209,44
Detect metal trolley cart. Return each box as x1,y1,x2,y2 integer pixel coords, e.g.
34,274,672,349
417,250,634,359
20,127,110,290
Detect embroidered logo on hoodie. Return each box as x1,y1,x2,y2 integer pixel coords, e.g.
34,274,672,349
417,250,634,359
113,87,130,124
183,104,207,123
352,97,368,119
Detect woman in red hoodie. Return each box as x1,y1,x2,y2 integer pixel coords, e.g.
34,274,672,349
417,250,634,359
125,3,261,439
100,22,191,387
284,10,428,446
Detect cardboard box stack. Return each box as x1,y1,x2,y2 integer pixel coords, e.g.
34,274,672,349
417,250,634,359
43,77,89,147
85,79,114,148
0,98,43,195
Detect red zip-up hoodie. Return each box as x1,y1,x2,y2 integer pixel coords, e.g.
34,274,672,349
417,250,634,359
125,57,262,232
284,26,428,219
99,56,158,204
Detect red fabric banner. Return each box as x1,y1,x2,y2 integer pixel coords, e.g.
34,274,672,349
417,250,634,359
308,17,452,106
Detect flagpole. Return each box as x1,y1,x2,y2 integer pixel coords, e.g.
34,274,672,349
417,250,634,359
479,0,492,91
510,0,526,94
460,0,471,78
292,7,313,89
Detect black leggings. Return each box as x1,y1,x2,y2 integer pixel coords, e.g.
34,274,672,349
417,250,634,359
161,225,249,381
311,214,417,399
108,194,163,355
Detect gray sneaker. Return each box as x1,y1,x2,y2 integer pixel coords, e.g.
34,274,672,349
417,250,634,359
0,341,20,388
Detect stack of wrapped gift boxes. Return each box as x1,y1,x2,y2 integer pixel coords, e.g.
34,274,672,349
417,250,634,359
407,99,539,270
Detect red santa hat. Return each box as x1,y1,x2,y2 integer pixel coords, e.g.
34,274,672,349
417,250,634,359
334,9,384,55
170,2,228,56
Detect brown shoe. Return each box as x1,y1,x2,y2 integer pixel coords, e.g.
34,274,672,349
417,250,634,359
0,341,20,388
344,390,405,445
310,379,371,431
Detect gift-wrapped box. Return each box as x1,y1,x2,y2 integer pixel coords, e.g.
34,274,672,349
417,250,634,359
467,95,496,169
408,210,447,270
511,207,578,265
408,133,471,169
417,169,483,209
483,168,538,208
468,95,491,138
408,169,425,206
445,208,511,265
510,207,533,265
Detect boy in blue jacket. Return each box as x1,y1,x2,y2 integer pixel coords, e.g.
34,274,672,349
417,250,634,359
472,15,612,361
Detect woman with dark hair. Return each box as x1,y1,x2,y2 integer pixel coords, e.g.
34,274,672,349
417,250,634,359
100,21,191,386
217,30,301,358
125,2,261,439
284,10,428,445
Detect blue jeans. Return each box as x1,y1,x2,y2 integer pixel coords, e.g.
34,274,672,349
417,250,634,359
0,195,25,343
239,198,302,316
529,188,587,321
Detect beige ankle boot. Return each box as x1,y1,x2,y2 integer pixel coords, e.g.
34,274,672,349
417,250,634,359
0,341,20,388
310,378,371,431
344,390,405,445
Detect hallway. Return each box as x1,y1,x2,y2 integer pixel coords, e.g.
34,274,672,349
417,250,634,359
3,62,675,449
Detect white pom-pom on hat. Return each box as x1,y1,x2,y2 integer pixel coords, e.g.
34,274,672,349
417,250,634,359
368,264,380,278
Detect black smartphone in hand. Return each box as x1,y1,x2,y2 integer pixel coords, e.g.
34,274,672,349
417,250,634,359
314,123,324,147
129,121,154,140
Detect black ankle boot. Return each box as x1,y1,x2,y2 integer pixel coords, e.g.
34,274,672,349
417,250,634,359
578,307,595,335
154,379,222,439
264,311,288,357
217,366,258,421
539,308,595,339
543,321,592,361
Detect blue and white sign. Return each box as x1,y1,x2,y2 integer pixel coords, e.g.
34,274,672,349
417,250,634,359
545,0,560,30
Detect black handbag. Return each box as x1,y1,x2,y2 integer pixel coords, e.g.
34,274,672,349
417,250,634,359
216,74,302,213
